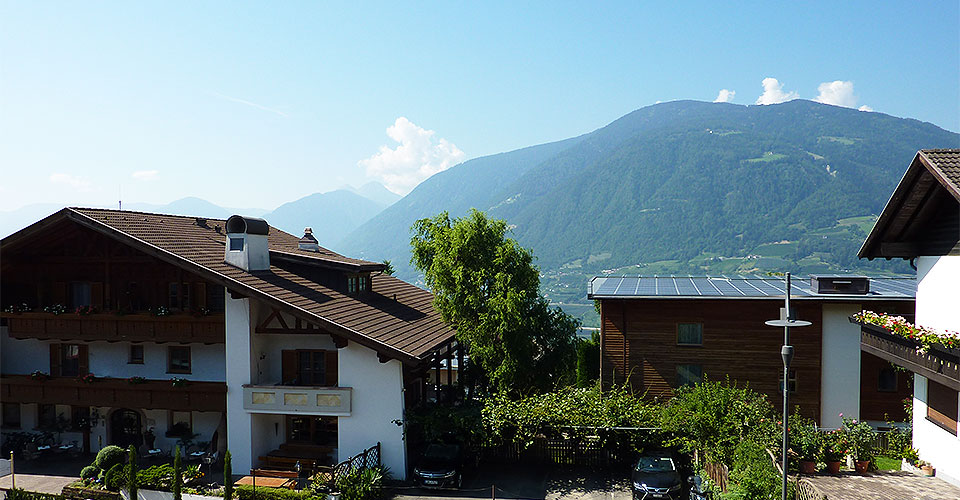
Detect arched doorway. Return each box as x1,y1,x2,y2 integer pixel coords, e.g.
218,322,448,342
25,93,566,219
110,409,142,449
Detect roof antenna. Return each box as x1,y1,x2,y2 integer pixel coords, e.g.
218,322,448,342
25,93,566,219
118,184,122,211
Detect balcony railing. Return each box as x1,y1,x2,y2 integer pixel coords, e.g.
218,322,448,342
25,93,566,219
0,374,227,412
854,319,960,390
0,312,224,344
242,384,352,415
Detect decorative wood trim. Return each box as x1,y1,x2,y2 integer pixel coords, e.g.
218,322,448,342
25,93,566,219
856,322,960,390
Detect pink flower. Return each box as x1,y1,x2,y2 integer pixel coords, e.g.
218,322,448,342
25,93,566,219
839,412,843,417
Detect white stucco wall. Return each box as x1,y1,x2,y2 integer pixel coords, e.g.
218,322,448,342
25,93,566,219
0,326,225,381
820,303,862,428
337,342,407,479
916,255,960,331
251,328,337,385
912,375,960,487
225,294,255,472
250,413,285,465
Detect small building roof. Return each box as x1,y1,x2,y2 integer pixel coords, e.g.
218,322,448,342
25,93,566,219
587,275,915,300
1,207,455,365
859,149,960,259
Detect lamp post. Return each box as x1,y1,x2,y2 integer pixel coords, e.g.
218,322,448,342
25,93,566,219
765,272,811,500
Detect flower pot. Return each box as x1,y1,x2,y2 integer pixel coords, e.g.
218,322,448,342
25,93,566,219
800,460,817,474
922,465,935,477
826,461,842,474
855,460,869,473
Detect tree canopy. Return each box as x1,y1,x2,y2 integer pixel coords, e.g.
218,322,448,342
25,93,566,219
410,209,578,394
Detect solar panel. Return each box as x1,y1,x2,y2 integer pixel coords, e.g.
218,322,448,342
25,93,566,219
589,275,916,298
593,277,621,295
692,277,722,295
709,278,741,296
637,277,658,295
675,277,700,295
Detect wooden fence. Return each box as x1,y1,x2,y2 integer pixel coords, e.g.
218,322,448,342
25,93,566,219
702,461,729,493
312,442,381,488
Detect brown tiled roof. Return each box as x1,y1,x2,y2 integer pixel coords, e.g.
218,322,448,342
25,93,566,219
919,149,960,200
9,208,455,363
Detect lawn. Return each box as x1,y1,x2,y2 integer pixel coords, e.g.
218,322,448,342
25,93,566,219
874,456,901,471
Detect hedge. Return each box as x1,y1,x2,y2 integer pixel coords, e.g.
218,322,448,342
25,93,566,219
235,485,324,500
7,489,65,500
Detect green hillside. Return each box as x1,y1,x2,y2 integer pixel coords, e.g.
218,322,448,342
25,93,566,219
339,100,960,327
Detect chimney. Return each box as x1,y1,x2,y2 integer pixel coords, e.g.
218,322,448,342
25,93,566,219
810,275,870,295
224,215,271,271
298,227,320,252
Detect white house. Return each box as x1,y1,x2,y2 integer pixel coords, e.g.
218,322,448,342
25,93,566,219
858,149,960,486
1,208,458,480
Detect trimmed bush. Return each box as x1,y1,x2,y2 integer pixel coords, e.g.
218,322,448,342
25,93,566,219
173,446,182,500
223,450,233,500
235,486,324,500
80,465,100,480
6,489,65,500
137,464,175,490
95,445,127,470
127,446,138,500
105,462,128,492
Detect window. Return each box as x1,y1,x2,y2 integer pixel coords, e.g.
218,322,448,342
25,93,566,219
167,346,191,374
676,364,702,387
229,237,244,251
677,323,703,345
927,379,958,435
168,282,192,310
878,366,898,392
286,415,337,446
70,282,92,308
298,351,327,386
168,411,192,437
779,369,798,394
2,403,20,429
38,404,56,430
61,344,81,377
129,345,144,364
282,349,337,386
358,275,369,292
71,406,90,431
347,276,358,294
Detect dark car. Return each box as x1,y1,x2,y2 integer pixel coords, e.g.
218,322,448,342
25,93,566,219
631,451,683,500
413,443,464,489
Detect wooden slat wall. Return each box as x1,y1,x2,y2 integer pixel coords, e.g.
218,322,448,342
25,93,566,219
601,299,824,421
860,351,912,422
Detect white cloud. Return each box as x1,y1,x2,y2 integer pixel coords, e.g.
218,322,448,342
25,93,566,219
359,117,466,195
210,92,288,117
49,173,92,191
755,77,799,105
714,89,736,103
814,80,857,107
858,105,873,112
132,170,159,181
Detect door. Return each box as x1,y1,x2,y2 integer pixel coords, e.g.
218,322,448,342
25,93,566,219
110,409,142,449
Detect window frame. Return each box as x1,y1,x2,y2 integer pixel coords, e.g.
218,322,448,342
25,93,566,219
168,410,193,435
37,403,57,430
129,344,145,364
877,365,898,393
60,344,82,377
779,369,799,394
676,323,703,346
167,346,192,374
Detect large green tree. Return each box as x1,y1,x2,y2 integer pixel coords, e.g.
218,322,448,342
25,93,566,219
411,209,578,394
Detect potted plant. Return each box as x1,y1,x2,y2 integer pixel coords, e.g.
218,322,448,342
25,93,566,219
842,415,876,473
789,415,821,474
822,428,848,474
917,460,935,476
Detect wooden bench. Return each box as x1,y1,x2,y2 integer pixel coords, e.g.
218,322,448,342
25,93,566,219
250,469,299,479
257,456,320,472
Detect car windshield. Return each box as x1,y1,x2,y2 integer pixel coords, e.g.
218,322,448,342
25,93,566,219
635,456,675,472
424,444,460,461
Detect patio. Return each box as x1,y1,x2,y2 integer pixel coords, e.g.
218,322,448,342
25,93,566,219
804,470,960,500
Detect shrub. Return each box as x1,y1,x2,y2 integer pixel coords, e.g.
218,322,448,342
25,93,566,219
727,440,787,500
80,466,100,480
95,446,127,470
137,464,175,490
173,447,182,500
104,463,128,492
842,415,877,462
337,467,386,500
235,486,324,500
788,413,821,462
7,489,65,500
223,451,233,500
127,446,138,500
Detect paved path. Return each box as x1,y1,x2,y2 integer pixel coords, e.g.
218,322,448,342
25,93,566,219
389,466,632,500
0,472,77,495
805,470,960,500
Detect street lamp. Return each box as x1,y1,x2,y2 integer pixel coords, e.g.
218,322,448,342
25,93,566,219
765,272,810,500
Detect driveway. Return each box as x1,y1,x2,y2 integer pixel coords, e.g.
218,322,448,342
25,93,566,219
0,454,89,496
804,470,960,500
389,465,632,500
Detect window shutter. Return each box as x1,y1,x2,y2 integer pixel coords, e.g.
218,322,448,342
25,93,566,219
325,351,338,386
49,344,61,376
194,282,206,309
281,350,297,385
78,345,89,375
90,283,103,310
52,282,66,306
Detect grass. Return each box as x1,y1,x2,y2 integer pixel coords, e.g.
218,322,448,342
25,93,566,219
819,135,858,145
745,152,787,163
874,456,901,471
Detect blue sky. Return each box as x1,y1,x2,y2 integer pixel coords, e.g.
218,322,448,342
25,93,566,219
1,1,957,211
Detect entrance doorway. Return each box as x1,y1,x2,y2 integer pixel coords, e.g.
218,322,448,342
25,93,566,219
110,409,142,449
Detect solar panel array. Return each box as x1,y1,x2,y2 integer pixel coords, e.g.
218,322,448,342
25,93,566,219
588,275,916,298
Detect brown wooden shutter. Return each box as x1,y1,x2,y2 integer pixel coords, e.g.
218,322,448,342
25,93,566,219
194,282,206,309
49,344,61,376
325,350,338,386
78,345,89,375
52,282,66,306
90,283,103,310
281,350,297,384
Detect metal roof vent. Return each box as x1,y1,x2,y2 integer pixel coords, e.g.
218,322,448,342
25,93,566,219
810,275,870,295
298,227,320,252
224,215,270,271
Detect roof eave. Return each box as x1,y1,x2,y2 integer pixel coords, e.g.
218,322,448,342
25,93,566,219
270,250,386,273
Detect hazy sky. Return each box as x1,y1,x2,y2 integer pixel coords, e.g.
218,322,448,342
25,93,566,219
1,1,958,211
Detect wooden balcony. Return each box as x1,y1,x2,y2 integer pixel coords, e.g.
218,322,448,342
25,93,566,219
855,320,960,390
242,384,351,416
0,312,224,344
0,374,226,412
